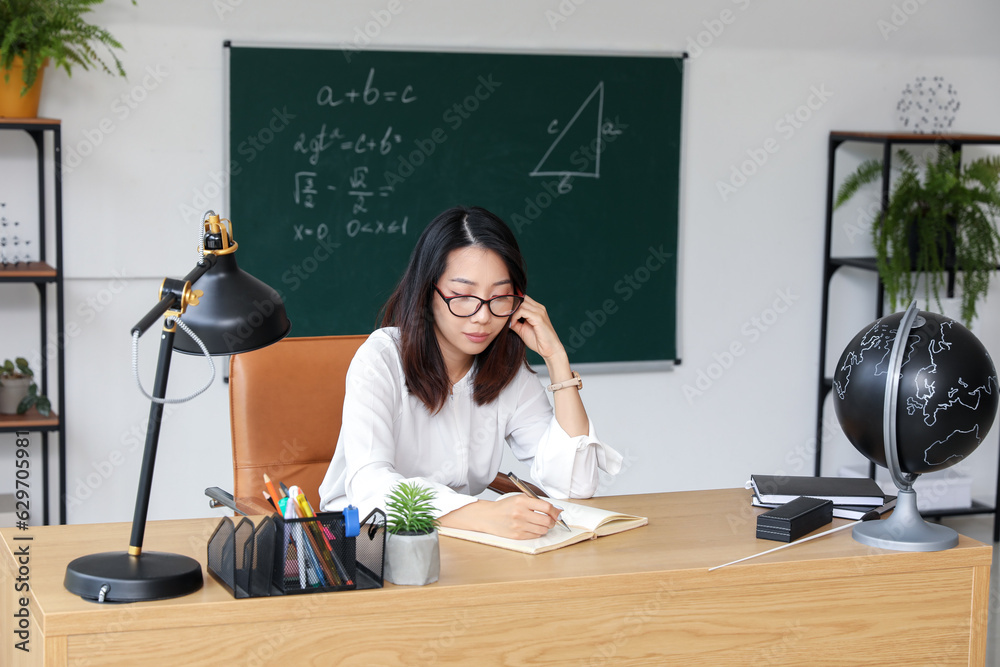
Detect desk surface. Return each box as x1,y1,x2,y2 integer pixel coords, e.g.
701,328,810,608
2,488,992,666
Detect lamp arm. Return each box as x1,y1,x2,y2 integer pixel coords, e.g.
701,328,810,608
129,323,177,554
130,254,218,337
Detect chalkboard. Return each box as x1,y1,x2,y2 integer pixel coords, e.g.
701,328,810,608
227,45,683,365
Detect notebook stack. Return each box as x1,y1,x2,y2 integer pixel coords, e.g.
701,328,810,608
749,474,893,522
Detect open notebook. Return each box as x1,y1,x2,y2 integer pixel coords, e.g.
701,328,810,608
437,493,648,555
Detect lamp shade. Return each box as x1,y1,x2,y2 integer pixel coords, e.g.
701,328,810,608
172,252,291,355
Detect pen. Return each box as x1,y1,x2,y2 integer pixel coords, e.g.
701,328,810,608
506,472,571,531
283,486,308,588
295,491,351,587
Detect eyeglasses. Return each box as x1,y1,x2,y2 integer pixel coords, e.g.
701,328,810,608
434,286,524,318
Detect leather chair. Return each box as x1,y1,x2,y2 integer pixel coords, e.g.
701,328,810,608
228,334,542,515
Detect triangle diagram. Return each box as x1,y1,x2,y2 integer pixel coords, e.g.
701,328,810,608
531,82,604,179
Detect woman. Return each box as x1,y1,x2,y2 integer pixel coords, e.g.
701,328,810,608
318,206,621,539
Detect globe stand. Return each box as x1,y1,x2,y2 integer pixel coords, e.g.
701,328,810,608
851,301,959,552
853,488,958,551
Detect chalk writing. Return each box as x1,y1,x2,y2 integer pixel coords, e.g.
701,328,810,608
346,216,408,238
316,68,416,107
530,82,625,193
293,124,402,165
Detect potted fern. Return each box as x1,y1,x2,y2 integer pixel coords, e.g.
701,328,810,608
835,144,1000,326
0,357,51,416
0,0,130,118
383,481,439,586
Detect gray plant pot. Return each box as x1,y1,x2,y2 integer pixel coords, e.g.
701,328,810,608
384,529,440,586
0,377,30,415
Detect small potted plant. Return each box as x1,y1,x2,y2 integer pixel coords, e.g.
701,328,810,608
383,481,439,586
0,357,51,416
835,144,1000,326
0,0,131,117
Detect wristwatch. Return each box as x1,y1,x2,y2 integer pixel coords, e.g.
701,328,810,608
547,371,582,392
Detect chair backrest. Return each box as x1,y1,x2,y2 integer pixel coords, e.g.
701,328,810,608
229,334,368,509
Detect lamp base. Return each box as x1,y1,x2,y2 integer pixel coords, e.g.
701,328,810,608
852,488,958,552
64,551,203,603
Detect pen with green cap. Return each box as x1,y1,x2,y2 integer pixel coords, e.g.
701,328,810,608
506,472,571,532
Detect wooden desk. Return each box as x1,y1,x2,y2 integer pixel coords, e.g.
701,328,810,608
1,489,992,666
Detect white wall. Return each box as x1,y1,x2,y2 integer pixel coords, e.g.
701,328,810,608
2,0,1000,525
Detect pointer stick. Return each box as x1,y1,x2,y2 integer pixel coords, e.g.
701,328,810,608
709,508,883,572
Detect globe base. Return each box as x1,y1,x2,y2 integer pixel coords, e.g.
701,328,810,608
853,489,958,552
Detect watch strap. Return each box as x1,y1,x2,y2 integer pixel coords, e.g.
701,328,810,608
547,371,582,392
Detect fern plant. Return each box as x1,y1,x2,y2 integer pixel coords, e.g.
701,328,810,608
835,145,1000,325
385,481,438,535
0,0,131,95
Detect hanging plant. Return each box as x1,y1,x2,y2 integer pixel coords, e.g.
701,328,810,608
835,145,1000,325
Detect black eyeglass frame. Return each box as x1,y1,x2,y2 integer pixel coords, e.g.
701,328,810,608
433,286,524,318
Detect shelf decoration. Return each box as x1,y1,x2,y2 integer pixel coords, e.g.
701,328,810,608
896,76,960,134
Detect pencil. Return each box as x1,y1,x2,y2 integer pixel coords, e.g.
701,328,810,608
263,473,283,502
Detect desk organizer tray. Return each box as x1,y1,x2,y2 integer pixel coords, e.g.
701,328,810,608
207,508,385,598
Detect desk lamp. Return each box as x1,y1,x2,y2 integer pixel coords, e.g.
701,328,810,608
64,212,291,602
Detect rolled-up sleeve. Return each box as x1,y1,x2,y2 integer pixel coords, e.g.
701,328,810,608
505,371,623,499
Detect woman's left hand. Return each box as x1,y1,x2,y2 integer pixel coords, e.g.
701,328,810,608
508,295,566,362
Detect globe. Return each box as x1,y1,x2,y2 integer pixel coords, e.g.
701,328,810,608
834,309,999,474
831,304,999,551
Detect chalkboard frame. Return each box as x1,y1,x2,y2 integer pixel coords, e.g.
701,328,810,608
224,42,685,371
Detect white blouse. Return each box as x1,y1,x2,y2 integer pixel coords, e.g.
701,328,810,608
318,328,623,520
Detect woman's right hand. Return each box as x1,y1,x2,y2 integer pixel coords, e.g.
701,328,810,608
438,494,562,540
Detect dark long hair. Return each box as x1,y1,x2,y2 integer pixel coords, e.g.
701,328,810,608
381,206,529,413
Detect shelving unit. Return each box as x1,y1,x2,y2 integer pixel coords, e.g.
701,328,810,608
816,131,1000,541
0,118,65,525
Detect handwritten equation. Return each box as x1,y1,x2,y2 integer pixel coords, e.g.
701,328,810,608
316,68,416,108
292,167,407,241
294,167,393,212
294,124,403,165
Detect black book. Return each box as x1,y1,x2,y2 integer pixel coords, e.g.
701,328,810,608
751,493,897,520
749,474,885,506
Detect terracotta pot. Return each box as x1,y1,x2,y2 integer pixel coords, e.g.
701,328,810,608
0,56,47,118
0,377,31,414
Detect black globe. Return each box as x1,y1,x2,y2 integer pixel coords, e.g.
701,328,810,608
833,310,999,475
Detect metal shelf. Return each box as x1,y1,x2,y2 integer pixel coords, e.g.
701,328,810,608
0,119,65,525
816,131,1000,542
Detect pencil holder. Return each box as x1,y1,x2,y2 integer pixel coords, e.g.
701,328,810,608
207,508,385,598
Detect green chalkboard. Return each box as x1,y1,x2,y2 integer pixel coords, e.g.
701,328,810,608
227,45,682,364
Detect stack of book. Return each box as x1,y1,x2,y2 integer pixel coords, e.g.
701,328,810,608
749,474,894,520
